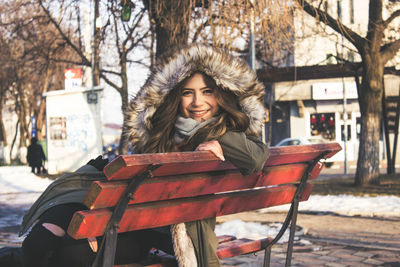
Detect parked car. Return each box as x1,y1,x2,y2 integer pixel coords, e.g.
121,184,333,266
103,143,119,162
275,137,326,147
274,137,334,167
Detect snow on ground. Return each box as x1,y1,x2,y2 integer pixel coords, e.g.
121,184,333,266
0,166,51,202
261,194,400,218
1,165,400,246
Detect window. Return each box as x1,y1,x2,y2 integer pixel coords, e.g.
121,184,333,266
341,125,351,141
356,116,361,139
50,117,67,140
349,0,354,24
310,113,336,140
337,0,342,20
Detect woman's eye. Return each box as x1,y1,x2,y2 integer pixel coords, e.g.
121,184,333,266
203,89,214,95
182,90,192,96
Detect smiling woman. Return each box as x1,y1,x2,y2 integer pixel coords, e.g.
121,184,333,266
123,44,270,266
18,44,270,267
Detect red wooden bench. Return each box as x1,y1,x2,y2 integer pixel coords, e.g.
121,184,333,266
67,143,341,267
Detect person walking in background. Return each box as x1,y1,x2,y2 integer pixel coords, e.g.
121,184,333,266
27,137,46,174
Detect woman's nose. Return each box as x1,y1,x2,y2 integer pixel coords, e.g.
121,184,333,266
192,93,204,106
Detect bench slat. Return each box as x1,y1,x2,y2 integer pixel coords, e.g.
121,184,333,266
138,237,272,267
217,235,237,243
104,143,341,180
216,237,271,259
68,184,313,239
85,162,323,209
104,151,233,180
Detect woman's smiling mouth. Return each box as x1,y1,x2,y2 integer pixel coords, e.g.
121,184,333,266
190,110,209,115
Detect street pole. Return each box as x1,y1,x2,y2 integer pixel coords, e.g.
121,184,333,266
342,79,348,174
92,0,100,87
341,32,348,174
249,3,256,71
248,0,265,143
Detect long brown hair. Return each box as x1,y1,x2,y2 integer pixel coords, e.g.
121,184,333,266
143,71,249,153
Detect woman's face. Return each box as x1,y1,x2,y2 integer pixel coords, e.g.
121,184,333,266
180,73,219,122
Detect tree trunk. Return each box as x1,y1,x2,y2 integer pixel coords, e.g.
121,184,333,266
36,65,51,140
0,97,7,145
17,90,29,148
144,0,192,58
120,0,193,153
118,54,130,155
93,0,101,87
119,111,129,155
355,49,384,185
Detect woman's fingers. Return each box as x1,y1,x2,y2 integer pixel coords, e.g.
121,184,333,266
42,223,65,237
195,140,225,161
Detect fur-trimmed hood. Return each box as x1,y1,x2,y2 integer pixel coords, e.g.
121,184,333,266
124,44,265,151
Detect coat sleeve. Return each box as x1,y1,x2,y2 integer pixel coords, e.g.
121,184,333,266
218,131,269,175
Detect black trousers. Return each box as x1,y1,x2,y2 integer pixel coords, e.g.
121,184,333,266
30,165,42,174
22,204,174,267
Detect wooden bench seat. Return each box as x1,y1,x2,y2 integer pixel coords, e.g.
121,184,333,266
67,143,341,267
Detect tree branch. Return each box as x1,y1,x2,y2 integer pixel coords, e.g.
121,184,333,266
48,57,90,66
384,9,400,28
192,19,210,42
100,72,122,94
101,69,121,76
38,0,90,66
381,39,400,64
295,0,365,52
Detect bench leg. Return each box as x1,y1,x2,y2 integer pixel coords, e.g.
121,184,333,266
285,200,299,267
262,153,329,267
92,164,162,267
263,246,272,267
91,225,118,267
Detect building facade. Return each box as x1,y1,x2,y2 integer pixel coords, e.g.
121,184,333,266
260,0,400,166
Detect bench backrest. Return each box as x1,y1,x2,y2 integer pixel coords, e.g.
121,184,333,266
67,143,341,240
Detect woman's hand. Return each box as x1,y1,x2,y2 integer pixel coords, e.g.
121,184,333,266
195,140,225,161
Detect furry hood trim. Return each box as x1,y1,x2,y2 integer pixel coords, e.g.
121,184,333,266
124,44,265,150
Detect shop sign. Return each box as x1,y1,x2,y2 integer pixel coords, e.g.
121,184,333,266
312,82,358,100
64,68,82,90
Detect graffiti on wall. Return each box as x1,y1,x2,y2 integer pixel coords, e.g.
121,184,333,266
49,115,95,152
66,114,95,152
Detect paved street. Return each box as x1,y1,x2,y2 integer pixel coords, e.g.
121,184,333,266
219,212,400,266
3,210,399,266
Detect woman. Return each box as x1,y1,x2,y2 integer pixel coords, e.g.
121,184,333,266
123,44,269,266
20,44,269,267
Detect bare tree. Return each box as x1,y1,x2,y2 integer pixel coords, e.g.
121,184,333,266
37,0,149,154
0,0,76,161
144,0,294,66
0,36,14,148
100,1,149,154
295,0,400,185
143,0,194,58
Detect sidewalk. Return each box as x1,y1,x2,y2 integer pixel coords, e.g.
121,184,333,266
219,212,400,266
222,238,400,266
1,211,399,266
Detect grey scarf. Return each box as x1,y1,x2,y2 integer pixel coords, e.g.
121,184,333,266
174,116,217,144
